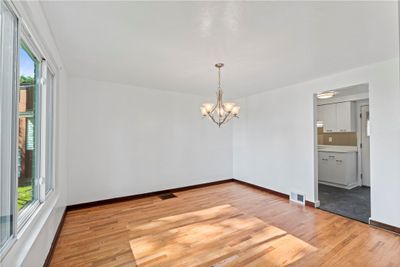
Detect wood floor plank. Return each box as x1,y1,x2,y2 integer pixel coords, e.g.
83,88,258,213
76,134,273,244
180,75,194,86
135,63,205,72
50,182,400,266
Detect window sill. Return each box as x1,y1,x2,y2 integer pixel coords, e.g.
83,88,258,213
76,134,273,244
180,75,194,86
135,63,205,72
17,191,57,239
0,191,60,265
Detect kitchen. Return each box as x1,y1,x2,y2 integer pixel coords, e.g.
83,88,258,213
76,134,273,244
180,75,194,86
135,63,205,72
316,84,370,223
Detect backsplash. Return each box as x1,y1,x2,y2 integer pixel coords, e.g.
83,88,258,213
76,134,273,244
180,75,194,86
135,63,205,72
317,127,357,146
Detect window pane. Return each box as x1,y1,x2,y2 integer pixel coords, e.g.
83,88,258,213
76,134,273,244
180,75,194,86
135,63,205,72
45,69,54,194
0,0,17,248
18,43,39,213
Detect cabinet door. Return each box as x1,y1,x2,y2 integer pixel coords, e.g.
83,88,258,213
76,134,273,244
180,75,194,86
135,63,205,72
336,102,355,132
318,152,338,183
318,104,336,133
318,152,330,182
331,153,347,184
338,152,358,185
317,105,323,122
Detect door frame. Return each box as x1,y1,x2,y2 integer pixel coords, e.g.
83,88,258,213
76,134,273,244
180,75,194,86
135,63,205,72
313,94,320,207
357,101,370,186
313,85,369,207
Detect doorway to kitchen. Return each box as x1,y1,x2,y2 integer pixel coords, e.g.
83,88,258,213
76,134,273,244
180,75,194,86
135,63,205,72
314,84,370,223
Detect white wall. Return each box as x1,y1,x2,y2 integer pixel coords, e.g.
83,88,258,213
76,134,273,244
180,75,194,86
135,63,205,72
233,58,400,228
1,1,68,267
67,77,233,205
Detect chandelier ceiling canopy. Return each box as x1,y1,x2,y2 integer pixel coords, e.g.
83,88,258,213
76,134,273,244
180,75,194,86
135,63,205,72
200,63,240,127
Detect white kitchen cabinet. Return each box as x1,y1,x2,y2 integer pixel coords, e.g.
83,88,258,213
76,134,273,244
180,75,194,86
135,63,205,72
318,104,336,133
317,102,356,133
336,102,356,132
318,151,358,189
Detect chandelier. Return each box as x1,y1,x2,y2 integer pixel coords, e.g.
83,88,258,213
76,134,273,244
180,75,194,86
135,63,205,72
200,63,240,127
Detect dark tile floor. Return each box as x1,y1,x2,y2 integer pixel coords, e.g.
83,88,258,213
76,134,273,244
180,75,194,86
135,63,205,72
318,184,370,223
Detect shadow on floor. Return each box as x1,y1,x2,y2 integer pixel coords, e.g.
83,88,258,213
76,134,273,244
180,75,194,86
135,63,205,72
318,184,370,223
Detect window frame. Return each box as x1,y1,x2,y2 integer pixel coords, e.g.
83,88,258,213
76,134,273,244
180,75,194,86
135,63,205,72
0,0,19,257
16,30,43,231
0,0,58,257
45,66,56,196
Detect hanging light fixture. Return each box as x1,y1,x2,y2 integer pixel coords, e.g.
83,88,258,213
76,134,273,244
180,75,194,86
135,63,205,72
200,63,240,127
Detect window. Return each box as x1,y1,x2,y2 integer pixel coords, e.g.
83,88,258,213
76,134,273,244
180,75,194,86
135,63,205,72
0,0,56,254
0,0,18,250
17,42,41,225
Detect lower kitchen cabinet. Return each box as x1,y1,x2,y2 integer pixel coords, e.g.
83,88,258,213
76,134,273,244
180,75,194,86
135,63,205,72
318,151,358,189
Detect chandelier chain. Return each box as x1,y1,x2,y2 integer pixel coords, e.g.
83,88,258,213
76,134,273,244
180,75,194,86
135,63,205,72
218,67,221,88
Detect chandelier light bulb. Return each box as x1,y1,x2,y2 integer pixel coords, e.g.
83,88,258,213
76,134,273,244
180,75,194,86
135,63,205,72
203,103,214,113
200,107,207,116
219,107,225,116
232,106,240,115
223,102,235,112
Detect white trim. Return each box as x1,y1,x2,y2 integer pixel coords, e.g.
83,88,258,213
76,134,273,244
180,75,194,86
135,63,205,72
2,192,61,266
313,93,319,206
0,0,19,259
39,59,47,203
356,100,369,187
17,32,43,232
317,92,369,105
45,66,55,196
10,0,59,74
318,181,359,190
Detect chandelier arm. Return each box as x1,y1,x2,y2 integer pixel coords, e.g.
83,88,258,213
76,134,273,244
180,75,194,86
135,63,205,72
223,115,233,124
210,102,217,114
229,112,238,120
230,113,238,120
220,108,226,124
220,111,232,125
207,112,219,125
224,113,237,124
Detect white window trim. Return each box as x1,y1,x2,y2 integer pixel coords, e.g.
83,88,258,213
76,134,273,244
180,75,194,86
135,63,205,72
16,27,44,232
14,0,59,200
0,0,59,259
45,66,56,197
0,0,19,259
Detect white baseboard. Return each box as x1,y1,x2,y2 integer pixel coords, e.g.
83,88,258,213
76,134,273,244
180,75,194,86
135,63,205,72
318,181,359,190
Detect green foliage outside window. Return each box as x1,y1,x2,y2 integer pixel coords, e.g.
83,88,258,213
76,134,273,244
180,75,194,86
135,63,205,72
20,75,34,85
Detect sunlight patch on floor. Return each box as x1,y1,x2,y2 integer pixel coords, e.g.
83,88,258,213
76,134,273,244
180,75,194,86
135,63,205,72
130,204,317,266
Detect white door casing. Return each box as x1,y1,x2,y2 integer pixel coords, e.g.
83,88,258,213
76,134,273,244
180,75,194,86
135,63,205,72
360,105,370,186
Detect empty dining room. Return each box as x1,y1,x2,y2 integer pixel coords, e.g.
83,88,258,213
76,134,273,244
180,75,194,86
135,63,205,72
0,1,399,266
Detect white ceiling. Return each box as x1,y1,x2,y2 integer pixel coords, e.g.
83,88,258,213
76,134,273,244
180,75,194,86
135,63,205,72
41,1,398,98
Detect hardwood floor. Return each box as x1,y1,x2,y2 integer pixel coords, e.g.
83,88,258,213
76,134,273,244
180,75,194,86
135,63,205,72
50,182,400,266
129,204,316,266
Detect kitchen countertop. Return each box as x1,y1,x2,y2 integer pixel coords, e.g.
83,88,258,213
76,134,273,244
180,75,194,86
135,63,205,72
318,145,358,153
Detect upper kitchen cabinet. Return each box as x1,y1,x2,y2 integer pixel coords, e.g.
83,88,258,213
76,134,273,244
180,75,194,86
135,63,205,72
318,104,336,132
318,101,356,133
336,102,356,132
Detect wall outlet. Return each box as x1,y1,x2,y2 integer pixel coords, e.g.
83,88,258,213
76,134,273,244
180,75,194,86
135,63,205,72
328,137,333,142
